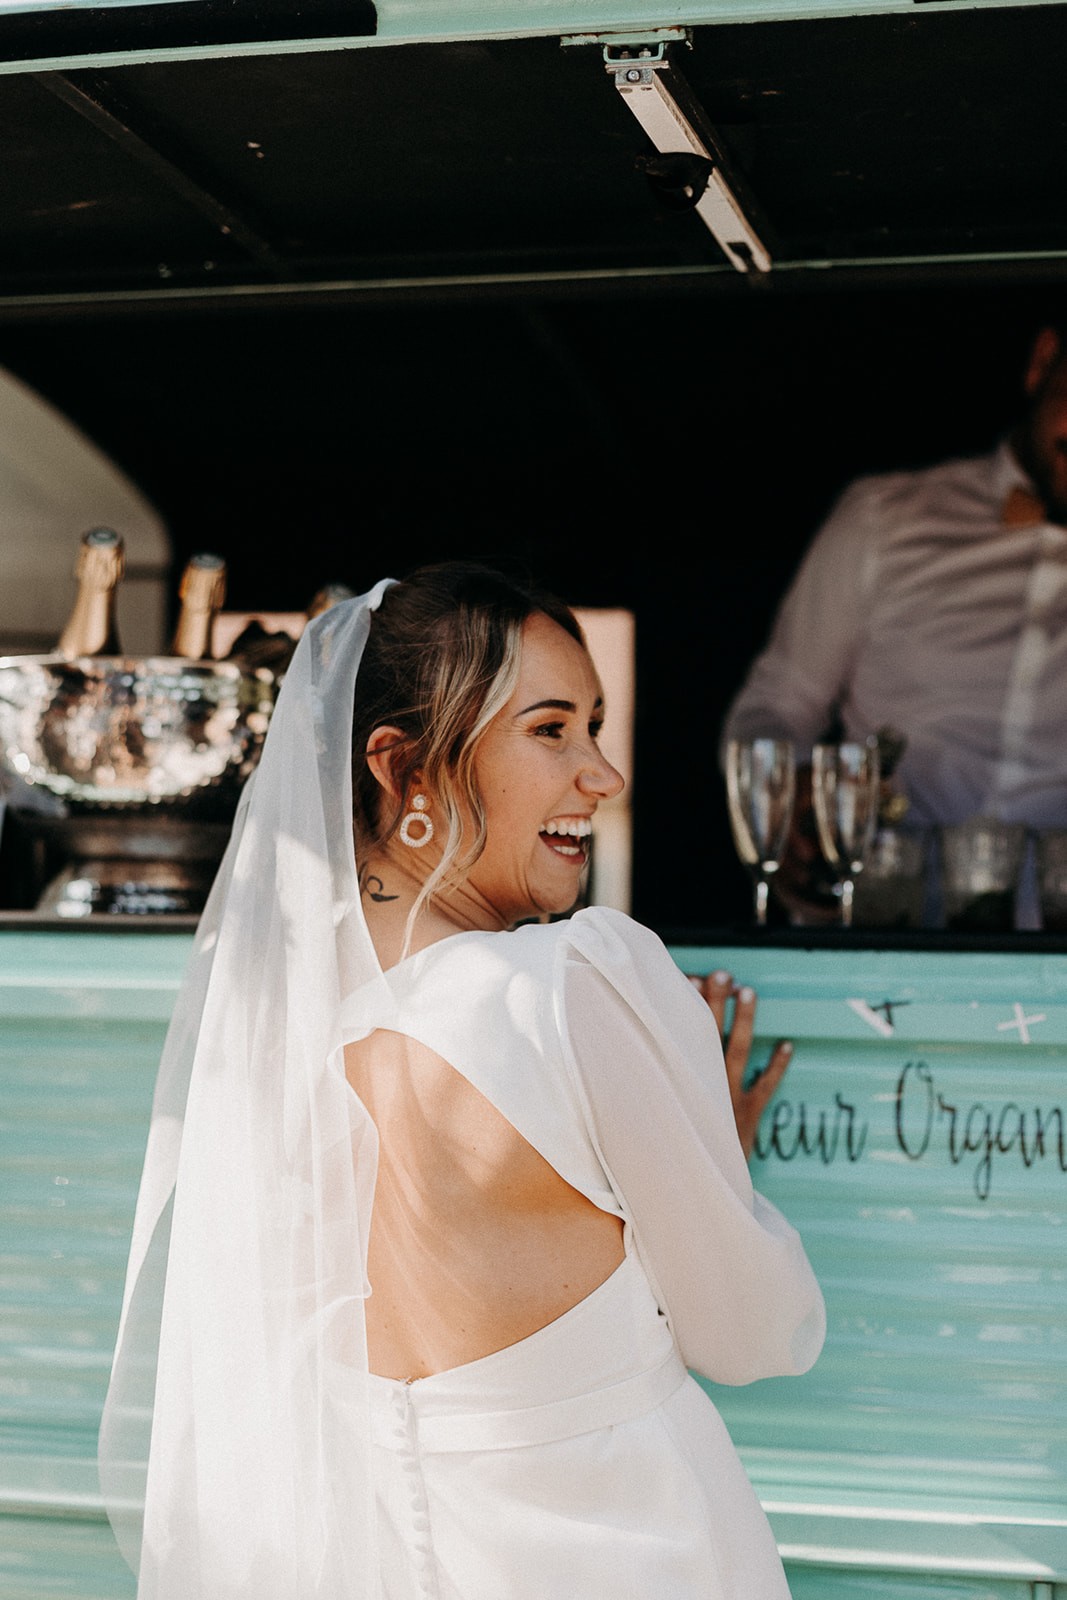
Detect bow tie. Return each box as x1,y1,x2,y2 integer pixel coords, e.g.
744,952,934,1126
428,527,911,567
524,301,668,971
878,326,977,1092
1001,484,1048,528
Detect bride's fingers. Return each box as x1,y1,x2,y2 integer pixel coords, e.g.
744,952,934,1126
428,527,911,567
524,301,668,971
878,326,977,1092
693,974,795,1157
724,984,756,1090
699,969,732,1036
733,1038,794,1158
748,1039,794,1114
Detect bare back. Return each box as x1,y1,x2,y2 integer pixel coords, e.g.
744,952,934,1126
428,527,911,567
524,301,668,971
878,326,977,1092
344,1028,624,1381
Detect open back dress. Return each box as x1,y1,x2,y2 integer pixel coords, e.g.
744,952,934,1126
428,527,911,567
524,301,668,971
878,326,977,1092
98,587,824,1600
338,905,825,1600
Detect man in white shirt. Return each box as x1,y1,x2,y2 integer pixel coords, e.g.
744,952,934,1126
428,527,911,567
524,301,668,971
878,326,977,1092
721,324,1067,928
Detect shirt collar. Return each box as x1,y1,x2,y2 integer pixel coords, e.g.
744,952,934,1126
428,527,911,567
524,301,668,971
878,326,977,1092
990,435,1035,504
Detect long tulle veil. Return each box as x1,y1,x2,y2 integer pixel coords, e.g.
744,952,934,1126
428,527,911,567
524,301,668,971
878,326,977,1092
98,580,396,1598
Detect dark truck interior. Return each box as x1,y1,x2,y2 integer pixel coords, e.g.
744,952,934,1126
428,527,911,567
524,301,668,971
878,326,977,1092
1,1,1064,930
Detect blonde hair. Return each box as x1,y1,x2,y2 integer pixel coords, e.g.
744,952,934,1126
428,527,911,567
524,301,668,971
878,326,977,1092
352,562,585,929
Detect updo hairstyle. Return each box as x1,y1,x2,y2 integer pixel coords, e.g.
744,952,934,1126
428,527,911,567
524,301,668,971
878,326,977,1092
353,561,585,895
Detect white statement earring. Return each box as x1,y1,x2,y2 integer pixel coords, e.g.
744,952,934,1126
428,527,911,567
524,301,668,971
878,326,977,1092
399,793,434,849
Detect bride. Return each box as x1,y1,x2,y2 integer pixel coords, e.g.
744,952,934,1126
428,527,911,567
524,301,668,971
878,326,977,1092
99,560,824,1599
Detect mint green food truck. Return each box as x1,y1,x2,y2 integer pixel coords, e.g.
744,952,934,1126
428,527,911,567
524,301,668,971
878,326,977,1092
0,1,1064,1596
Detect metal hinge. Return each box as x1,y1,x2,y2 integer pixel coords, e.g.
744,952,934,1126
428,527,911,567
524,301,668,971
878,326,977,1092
603,42,772,275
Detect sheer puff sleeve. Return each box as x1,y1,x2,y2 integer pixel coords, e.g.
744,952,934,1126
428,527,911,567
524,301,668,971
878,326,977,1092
557,907,826,1386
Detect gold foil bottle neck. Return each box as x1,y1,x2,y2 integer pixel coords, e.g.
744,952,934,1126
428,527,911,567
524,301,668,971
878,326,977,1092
56,528,126,657
171,553,227,659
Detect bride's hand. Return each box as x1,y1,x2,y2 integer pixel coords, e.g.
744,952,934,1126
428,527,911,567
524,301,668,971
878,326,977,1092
696,971,793,1160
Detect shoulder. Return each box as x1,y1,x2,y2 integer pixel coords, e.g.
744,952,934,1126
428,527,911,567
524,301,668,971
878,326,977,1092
556,907,702,1009
473,907,670,968
552,911,727,1113
827,450,998,526
406,912,698,1027
561,904,673,964
378,925,569,1074
405,923,561,1001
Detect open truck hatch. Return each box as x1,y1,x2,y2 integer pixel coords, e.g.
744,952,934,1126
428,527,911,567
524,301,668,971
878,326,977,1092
0,1,1065,314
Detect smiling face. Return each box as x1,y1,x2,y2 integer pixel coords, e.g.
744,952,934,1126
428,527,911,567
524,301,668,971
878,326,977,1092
464,611,625,925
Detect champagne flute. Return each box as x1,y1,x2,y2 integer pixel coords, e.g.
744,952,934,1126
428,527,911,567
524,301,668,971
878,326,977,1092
810,739,881,927
724,738,796,926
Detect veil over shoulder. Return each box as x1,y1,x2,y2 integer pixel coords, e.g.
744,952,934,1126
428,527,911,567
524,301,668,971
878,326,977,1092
99,573,824,1600
98,581,395,1599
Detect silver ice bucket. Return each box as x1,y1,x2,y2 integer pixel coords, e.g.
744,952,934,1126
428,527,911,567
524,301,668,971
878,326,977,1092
0,655,278,913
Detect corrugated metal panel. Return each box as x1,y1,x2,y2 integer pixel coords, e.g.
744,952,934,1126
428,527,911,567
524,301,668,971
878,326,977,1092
2,929,1065,1595
0,1513,136,1600
672,944,1067,1585
0,932,182,1596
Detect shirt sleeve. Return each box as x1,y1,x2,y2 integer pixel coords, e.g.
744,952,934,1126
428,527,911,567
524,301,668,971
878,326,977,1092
719,476,885,762
558,907,826,1386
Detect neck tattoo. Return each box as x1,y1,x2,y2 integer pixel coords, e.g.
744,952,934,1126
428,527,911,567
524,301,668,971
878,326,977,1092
363,874,399,904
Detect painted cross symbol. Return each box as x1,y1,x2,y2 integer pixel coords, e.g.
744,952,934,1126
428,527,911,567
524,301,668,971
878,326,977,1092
996,1002,1047,1044
847,998,901,1037
871,998,911,1029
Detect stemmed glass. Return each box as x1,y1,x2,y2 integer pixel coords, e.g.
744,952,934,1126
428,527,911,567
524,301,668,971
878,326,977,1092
724,738,796,927
810,739,881,927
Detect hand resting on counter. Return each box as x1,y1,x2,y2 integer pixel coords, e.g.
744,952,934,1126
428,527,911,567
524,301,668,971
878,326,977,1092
694,971,794,1160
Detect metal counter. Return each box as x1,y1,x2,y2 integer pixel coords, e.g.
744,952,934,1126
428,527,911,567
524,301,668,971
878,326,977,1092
1,926,1064,1599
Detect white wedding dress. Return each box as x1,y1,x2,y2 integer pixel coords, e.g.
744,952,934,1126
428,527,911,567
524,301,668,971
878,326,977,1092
338,906,825,1600
98,587,823,1600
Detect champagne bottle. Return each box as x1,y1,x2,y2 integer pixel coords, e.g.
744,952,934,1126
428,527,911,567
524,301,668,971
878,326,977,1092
306,582,354,619
170,552,227,660
56,527,125,658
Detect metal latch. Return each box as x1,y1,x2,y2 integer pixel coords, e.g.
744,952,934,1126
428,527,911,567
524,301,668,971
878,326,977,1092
603,42,772,275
